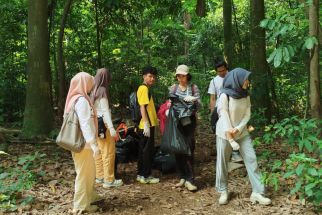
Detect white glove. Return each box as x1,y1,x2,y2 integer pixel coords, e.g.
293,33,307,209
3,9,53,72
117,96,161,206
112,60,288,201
165,109,169,117
109,127,117,138
90,143,100,157
143,122,150,137
183,95,197,102
228,139,240,151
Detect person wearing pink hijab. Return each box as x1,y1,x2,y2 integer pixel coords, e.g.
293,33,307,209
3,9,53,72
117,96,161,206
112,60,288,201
91,68,123,188
64,72,101,213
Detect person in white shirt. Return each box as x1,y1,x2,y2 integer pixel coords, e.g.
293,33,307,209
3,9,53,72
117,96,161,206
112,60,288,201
91,68,123,188
64,72,101,214
215,68,271,206
208,59,243,162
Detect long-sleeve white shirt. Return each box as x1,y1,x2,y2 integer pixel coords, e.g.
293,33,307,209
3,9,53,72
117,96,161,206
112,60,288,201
216,94,251,140
74,97,96,148
94,97,114,129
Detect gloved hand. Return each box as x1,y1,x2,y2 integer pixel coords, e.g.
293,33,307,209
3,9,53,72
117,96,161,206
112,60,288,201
143,122,150,137
90,143,100,157
228,139,240,151
183,95,198,102
109,127,117,138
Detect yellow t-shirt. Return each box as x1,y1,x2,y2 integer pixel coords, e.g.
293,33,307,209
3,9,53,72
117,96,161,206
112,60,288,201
137,85,158,129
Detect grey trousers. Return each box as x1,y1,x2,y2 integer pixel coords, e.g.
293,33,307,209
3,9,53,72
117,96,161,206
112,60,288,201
215,135,265,194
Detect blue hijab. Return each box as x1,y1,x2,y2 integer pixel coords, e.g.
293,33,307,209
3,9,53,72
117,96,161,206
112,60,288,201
221,68,251,99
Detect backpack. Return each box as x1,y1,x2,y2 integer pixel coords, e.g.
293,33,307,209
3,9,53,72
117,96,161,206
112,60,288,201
172,84,196,95
129,84,151,126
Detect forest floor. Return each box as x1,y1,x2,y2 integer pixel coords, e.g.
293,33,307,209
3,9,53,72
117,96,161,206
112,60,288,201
0,124,318,215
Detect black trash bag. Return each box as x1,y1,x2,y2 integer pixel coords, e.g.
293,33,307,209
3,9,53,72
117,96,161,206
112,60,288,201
169,93,197,126
153,147,176,174
115,134,139,163
160,107,191,155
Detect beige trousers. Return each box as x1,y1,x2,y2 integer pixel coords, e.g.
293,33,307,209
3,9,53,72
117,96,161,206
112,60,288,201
95,129,116,183
72,148,98,210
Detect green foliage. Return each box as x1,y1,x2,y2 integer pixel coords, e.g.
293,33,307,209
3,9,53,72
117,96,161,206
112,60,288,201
258,117,321,208
261,2,308,68
284,153,321,207
262,116,321,153
0,152,46,212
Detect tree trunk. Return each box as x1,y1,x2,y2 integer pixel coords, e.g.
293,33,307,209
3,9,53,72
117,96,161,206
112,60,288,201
250,0,272,121
223,0,234,67
309,0,321,118
23,0,53,137
94,0,102,68
49,0,57,108
298,0,322,45
57,0,73,118
196,0,206,17
183,12,191,56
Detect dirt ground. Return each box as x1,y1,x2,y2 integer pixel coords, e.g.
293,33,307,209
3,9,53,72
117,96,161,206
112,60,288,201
1,124,318,215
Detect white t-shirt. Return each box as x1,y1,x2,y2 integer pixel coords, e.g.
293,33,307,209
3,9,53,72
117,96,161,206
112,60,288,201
208,75,224,106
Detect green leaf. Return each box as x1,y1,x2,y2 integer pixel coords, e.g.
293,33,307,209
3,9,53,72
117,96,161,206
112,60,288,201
307,168,318,176
287,45,295,56
0,172,9,179
284,171,294,178
283,47,290,62
274,48,283,67
305,183,316,191
268,20,276,30
260,19,270,28
267,49,277,63
303,37,318,50
296,163,305,176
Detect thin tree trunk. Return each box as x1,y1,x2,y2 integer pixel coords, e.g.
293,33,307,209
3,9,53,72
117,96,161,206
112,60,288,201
196,0,206,17
49,0,57,108
23,0,53,137
94,0,102,68
298,0,322,45
183,12,191,56
232,0,243,54
223,0,234,67
57,0,73,118
309,0,321,118
250,0,272,121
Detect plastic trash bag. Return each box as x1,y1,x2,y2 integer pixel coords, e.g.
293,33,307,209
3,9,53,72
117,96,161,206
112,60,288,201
161,107,191,155
153,147,176,174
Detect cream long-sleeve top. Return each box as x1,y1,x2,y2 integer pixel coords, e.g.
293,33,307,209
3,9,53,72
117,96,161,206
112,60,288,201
94,97,114,129
216,93,251,140
74,97,96,149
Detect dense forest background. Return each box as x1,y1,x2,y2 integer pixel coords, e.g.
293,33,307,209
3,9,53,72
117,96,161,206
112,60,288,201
0,0,321,212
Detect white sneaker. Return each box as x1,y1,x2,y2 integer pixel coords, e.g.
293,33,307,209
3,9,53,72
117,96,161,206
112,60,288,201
136,175,143,182
72,205,98,214
250,192,272,205
103,179,123,188
231,151,243,162
95,178,104,184
175,179,185,187
146,176,160,184
218,191,229,205
184,181,198,191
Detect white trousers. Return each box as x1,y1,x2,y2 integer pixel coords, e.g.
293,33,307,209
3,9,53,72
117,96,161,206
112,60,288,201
215,135,265,194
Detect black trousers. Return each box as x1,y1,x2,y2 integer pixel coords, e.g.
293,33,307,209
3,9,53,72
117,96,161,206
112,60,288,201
137,127,155,178
175,116,196,183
